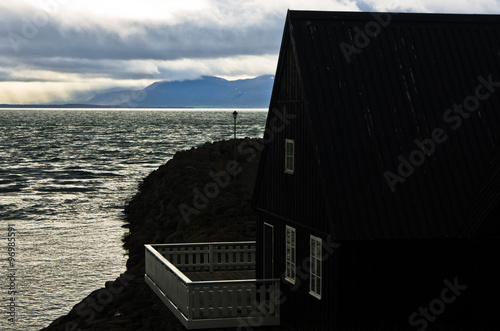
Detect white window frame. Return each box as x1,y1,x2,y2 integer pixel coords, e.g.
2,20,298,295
309,235,322,299
285,139,294,174
285,225,296,284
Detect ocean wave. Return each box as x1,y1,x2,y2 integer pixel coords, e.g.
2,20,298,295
51,179,93,186
0,208,34,220
0,184,28,192
0,108,267,331
98,172,125,177
47,157,63,163
0,173,29,181
52,170,102,179
35,186,97,193
0,203,16,210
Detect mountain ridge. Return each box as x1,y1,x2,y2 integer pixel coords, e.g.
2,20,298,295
85,75,275,108
0,75,274,108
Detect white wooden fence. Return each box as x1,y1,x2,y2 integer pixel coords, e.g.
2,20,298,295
145,242,280,329
152,241,256,272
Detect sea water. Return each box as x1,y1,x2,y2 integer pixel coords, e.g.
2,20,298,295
0,108,267,330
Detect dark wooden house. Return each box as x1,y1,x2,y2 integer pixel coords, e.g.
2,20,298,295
253,10,500,329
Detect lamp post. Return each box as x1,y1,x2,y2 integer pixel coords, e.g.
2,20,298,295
232,111,238,182
232,111,238,140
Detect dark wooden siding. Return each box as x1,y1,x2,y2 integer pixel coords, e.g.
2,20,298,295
252,11,500,329
288,11,500,240
253,25,330,234
254,23,336,328
464,143,500,238
334,239,500,329
256,211,336,329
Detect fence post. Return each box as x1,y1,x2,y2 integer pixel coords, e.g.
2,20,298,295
187,282,192,321
209,244,214,273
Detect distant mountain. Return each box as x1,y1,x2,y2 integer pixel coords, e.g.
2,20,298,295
84,75,275,108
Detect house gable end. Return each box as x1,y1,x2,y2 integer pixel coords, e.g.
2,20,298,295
253,12,330,234
286,11,500,240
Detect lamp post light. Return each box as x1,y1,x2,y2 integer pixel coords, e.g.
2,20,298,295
232,111,238,182
232,111,238,139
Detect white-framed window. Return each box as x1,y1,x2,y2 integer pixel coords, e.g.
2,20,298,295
310,235,322,299
285,139,294,174
285,225,296,284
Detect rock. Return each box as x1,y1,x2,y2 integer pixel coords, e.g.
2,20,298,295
165,230,185,243
42,139,263,331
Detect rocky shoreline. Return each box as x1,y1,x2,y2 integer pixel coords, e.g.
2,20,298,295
42,138,266,331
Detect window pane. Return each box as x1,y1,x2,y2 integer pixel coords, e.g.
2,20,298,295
286,226,296,282
286,156,293,170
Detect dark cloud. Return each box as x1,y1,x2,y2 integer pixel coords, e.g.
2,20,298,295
0,10,284,89
0,1,349,103
1,12,283,66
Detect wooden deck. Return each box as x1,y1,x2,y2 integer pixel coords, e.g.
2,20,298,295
145,242,280,329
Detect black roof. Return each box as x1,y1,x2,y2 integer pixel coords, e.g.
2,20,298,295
273,10,500,240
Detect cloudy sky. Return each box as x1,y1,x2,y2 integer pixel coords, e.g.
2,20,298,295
0,0,499,104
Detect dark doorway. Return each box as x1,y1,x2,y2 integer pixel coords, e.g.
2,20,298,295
263,223,274,278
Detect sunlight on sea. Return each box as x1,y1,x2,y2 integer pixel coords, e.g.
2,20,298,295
0,108,267,330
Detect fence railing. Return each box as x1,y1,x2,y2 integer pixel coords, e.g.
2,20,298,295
145,242,280,329
145,243,191,317
151,241,256,272
188,279,280,320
